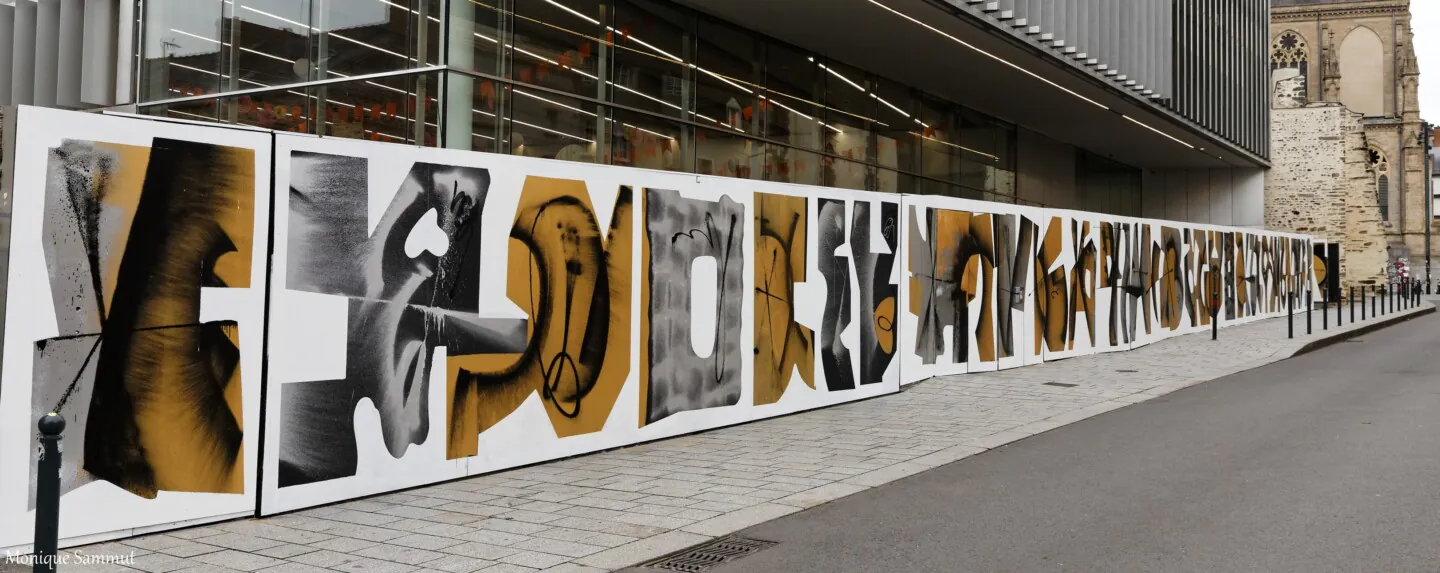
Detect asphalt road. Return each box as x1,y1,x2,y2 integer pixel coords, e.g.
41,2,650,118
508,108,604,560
695,311,1440,573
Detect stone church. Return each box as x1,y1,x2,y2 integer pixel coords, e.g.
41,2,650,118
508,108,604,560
1266,0,1426,290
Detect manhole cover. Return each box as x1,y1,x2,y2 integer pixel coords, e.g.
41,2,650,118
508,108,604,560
1115,369,1139,373
645,537,778,572
1043,382,1078,388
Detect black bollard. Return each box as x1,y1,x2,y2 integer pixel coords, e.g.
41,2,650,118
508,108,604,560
1375,286,1381,316
1350,287,1355,323
34,413,65,573
1307,290,1313,334
1364,287,1369,320
1323,290,1328,330
1336,288,1342,326
1288,292,1294,339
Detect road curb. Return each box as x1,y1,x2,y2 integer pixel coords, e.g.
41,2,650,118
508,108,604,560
1292,305,1435,357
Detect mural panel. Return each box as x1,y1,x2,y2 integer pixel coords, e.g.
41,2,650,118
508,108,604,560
640,188,746,425
0,107,270,550
0,109,1320,539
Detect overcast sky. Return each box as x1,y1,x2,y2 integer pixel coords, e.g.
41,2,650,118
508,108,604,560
1413,2,1440,123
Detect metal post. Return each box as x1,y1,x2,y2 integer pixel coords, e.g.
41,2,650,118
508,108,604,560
1307,290,1313,334
1422,121,1431,293
1322,290,1328,330
1336,288,1342,326
34,413,65,573
1288,292,1294,339
1350,286,1355,323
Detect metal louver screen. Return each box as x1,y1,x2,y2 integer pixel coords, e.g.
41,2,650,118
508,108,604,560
0,0,128,108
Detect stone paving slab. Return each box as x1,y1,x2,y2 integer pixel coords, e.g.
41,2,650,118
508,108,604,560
23,301,1430,573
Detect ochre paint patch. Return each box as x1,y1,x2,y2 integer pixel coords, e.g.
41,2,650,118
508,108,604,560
753,192,813,405
446,178,633,459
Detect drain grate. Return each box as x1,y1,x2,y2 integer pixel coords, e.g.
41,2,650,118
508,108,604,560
644,536,778,572
1043,382,1078,388
1115,369,1139,373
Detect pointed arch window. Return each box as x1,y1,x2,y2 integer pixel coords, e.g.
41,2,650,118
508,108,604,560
1369,146,1390,221
1271,31,1309,108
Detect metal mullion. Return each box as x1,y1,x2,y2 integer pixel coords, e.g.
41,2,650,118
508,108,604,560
596,0,611,164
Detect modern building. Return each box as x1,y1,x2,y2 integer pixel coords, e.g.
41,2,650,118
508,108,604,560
0,0,1271,224
1265,0,1430,287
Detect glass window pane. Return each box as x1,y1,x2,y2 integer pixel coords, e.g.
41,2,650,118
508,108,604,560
873,78,920,175
763,145,820,186
512,0,603,100
611,0,688,118
696,128,763,179
959,109,1002,193
694,17,762,135
608,107,684,171
143,87,318,133
764,42,822,151
317,72,439,145
820,59,873,165
878,167,902,194
442,72,502,153
448,0,504,76
141,0,232,102
313,0,436,77
918,94,960,184
141,0,440,104
826,157,871,191
510,85,601,163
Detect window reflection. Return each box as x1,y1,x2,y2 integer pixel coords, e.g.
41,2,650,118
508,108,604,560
764,42,822,152
873,78,919,175
609,107,683,171
611,0,688,118
820,58,873,167
696,127,762,179
764,145,820,186
443,73,503,153
449,0,504,77
144,87,316,133
318,72,439,145
826,157,871,191
140,0,438,103
136,0,1055,209
694,18,761,135
509,85,599,162
511,0,603,100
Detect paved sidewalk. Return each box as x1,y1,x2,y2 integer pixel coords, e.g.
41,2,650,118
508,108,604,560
53,301,1433,573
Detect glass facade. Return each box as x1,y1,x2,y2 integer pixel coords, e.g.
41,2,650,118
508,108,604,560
134,0,1031,201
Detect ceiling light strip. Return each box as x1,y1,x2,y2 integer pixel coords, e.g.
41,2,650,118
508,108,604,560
1122,115,1195,149
864,0,1109,111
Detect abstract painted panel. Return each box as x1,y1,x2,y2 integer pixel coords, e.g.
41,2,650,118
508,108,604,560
819,198,900,389
641,188,745,425
278,152,527,487
851,200,900,385
32,138,253,501
447,177,633,457
753,192,813,405
817,199,855,390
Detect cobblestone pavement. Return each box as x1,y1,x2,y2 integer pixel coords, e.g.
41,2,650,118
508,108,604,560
42,301,1432,573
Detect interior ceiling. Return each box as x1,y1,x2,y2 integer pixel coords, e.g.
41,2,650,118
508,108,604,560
677,0,1256,170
